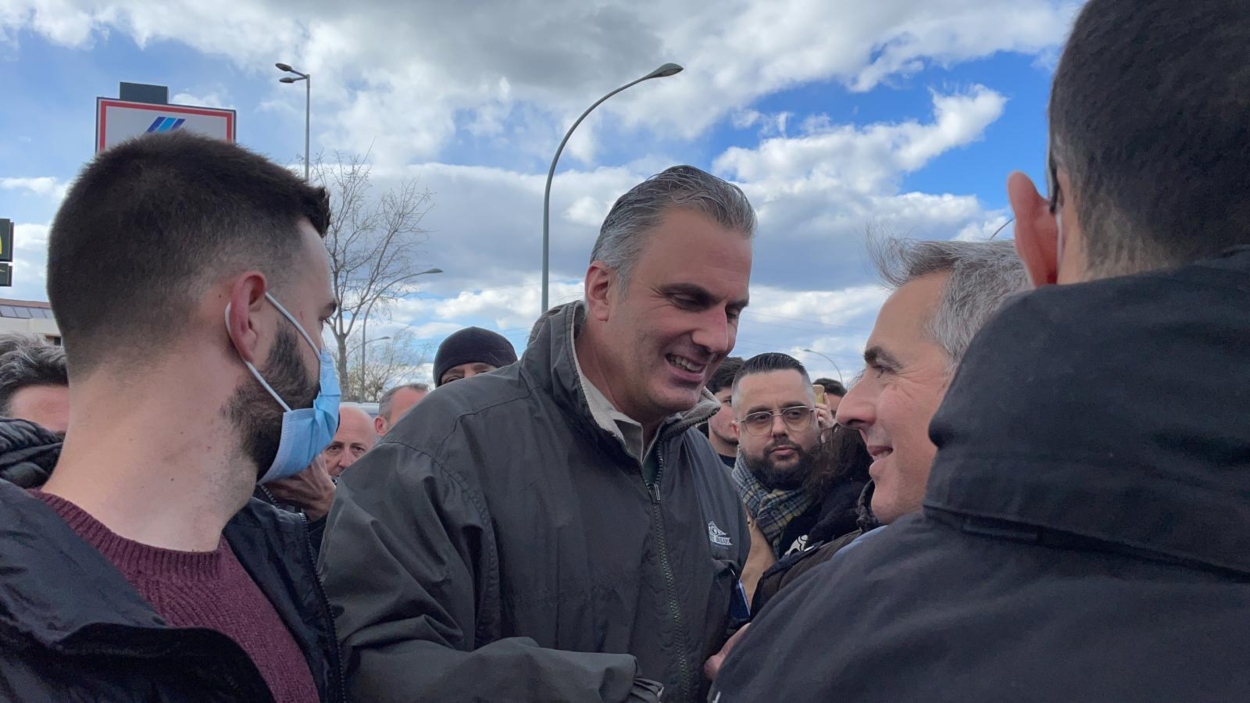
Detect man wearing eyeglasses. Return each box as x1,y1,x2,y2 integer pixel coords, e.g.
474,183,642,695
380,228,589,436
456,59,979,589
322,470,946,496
730,353,833,562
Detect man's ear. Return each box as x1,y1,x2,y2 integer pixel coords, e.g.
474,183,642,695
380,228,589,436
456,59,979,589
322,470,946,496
1007,171,1059,287
224,273,269,364
374,416,387,436
583,262,615,322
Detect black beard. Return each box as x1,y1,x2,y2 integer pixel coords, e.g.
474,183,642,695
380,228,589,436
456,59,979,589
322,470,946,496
743,440,817,491
226,328,320,480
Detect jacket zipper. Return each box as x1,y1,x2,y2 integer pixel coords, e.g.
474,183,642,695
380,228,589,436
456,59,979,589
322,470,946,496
301,513,348,703
647,448,694,702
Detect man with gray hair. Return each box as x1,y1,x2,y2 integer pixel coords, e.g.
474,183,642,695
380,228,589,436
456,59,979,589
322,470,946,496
718,1,1250,700
704,238,1027,683
373,382,428,436
837,238,1027,525
322,165,754,702
0,334,70,436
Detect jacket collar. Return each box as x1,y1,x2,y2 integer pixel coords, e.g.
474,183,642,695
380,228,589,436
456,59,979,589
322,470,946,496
0,419,62,489
526,301,719,453
0,480,168,647
924,247,1250,575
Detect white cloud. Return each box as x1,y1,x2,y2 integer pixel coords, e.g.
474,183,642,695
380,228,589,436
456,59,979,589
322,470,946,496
715,86,1006,190
171,90,232,109
0,177,68,201
8,223,51,301
955,212,1013,241
0,0,1059,382
0,0,1073,165
321,82,1008,318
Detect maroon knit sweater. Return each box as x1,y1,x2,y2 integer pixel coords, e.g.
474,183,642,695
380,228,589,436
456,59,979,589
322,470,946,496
34,491,319,703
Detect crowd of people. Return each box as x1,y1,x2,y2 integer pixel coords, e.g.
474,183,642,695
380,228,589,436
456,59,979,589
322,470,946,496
2,0,1249,700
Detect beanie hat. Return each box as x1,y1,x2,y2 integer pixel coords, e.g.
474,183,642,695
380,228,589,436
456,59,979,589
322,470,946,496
433,327,518,386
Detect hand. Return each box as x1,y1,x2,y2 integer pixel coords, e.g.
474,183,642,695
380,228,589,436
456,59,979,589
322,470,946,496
263,454,336,521
704,623,751,681
814,402,836,431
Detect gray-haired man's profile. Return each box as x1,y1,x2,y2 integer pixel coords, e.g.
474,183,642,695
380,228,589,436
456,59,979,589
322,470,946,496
713,1,1250,701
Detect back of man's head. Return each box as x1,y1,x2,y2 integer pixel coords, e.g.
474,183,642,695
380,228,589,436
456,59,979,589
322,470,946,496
0,337,69,434
813,378,847,398
48,131,330,378
1051,0,1250,276
706,357,744,397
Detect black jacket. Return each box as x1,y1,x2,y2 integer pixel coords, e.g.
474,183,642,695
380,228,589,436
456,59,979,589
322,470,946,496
751,480,877,613
320,301,750,703
714,248,1250,702
0,420,345,702
774,477,866,556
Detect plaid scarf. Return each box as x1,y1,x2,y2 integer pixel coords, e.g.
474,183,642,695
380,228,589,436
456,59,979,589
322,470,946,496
732,453,814,556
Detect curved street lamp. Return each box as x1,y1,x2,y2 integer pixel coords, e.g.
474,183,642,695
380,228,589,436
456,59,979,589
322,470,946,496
357,267,443,398
350,335,392,356
540,62,684,313
276,62,311,180
801,348,844,385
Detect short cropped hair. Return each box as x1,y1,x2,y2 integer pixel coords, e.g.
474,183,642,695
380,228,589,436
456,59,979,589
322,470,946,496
591,166,756,293
1051,0,1250,276
813,378,847,398
0,338,68,416
731,352,813,410
48,131,330,376
870,238,1028,369
706,357,744,396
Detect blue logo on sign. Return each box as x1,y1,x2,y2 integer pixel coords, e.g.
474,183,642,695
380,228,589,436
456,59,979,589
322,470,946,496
146,117,187,133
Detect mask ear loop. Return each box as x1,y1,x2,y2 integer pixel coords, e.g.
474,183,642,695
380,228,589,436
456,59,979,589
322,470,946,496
225,302,293,413
264,292,321,353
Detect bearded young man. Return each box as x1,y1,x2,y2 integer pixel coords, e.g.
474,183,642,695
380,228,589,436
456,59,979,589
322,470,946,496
0,132,344,702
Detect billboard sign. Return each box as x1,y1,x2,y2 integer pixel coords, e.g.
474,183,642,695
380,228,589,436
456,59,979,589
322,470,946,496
96,98,236,153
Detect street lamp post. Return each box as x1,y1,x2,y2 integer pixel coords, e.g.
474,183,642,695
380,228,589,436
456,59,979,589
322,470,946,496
540,62,684,314
359,267,443,399
276,63,311,181
353,335,392,401
801,348,844,385
350,336,393,356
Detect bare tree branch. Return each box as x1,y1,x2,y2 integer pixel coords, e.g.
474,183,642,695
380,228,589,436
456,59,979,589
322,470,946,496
342,329,431,403
310,151,436,400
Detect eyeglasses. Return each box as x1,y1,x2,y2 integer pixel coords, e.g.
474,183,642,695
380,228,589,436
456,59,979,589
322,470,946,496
739,406,815,436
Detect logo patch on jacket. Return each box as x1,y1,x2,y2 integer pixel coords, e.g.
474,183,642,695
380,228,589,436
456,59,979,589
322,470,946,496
707,521,732,547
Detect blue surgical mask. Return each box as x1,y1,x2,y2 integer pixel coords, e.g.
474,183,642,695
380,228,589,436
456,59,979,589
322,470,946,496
226,293,340,484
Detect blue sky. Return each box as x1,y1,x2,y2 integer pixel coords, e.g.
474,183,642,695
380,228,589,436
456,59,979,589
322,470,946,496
0,0,1079,383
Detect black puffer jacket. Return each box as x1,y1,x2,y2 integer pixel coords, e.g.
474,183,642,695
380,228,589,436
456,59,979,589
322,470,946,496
0,419,345,702
715,248,1250,703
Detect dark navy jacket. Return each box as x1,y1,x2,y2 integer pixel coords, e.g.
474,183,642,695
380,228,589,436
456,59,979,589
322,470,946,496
714,248,1250,702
